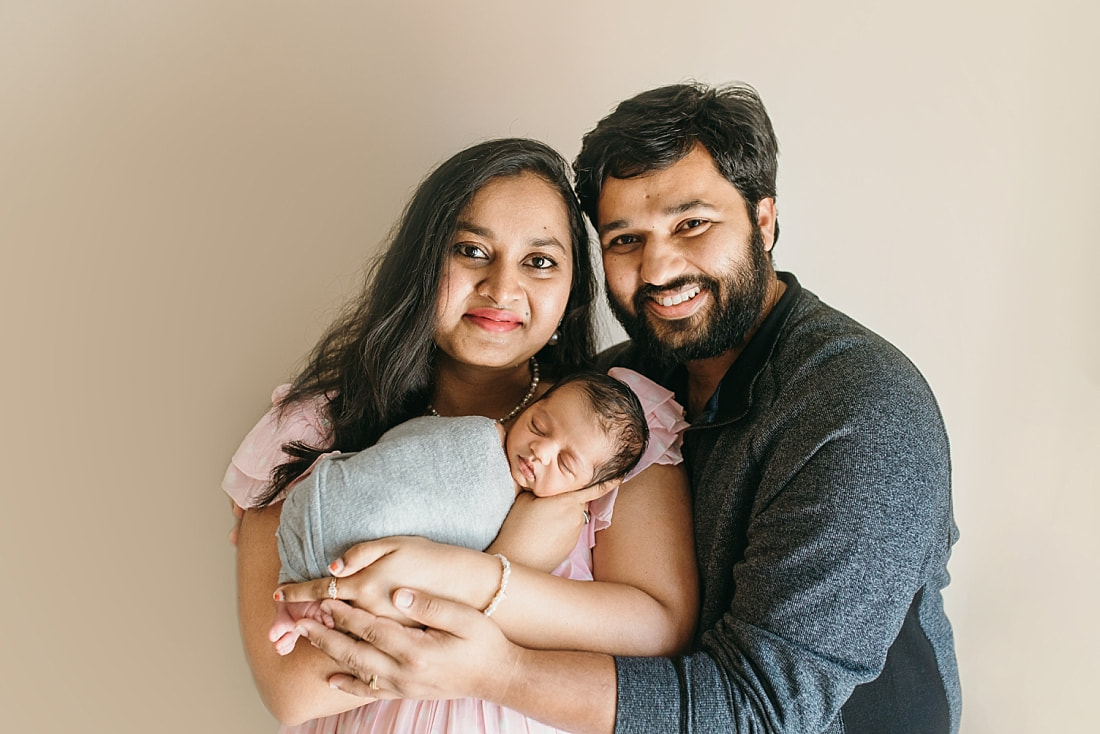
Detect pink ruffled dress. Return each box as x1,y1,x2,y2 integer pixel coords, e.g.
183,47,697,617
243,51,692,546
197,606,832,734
223,368,688,734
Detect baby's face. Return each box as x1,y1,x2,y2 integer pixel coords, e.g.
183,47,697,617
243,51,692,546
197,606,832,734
506,383,617,498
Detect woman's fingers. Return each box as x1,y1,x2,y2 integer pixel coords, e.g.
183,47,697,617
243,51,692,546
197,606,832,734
276,575,347,603
332,537,410,576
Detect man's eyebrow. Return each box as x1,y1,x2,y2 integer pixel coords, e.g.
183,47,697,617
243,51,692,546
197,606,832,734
664,199,715,216
599,199,716,235
599,218,630,235
455,221,566,252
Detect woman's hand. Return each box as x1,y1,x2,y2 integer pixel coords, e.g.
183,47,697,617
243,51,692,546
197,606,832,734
276,537,501,625
490,481,618,572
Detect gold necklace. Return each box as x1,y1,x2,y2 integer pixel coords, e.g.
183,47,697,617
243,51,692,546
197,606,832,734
427,357,540,424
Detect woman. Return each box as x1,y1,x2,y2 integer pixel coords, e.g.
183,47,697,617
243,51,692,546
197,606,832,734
231,138,697,732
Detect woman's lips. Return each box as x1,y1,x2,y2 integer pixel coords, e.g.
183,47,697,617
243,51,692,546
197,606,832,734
465,308,523,332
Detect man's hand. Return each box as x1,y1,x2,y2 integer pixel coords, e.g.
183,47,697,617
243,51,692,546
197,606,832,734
295,588,521,703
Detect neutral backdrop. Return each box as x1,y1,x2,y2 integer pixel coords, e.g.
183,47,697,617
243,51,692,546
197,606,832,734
2,2,1096,732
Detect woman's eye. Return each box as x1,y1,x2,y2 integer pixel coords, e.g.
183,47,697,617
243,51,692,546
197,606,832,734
455,243,488,260
526,254,557,270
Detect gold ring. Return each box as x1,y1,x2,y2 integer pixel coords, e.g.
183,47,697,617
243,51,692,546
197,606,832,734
328,577,338,600
368,674,379,691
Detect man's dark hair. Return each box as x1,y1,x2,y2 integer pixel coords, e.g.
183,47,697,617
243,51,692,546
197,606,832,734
574,81,780,245
537,371,650,487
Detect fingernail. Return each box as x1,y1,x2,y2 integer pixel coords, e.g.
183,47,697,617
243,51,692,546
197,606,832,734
329,558,344,574
273,589,284,601
394,589,413,609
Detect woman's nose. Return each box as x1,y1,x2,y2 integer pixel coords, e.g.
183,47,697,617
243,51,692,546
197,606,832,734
479,263,522,305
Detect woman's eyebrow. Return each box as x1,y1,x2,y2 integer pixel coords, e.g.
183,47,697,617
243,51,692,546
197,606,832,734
529,236,566,252
455,222,565,252
455,221,493,238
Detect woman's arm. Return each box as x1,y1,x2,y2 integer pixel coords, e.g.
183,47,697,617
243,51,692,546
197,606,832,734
281,461,698,656
237,502,374,725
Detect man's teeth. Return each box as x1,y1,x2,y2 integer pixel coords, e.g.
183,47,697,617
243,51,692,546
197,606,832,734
654,287,701,307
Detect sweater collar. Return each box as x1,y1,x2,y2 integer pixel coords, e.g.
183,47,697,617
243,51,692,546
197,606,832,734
665,271,802,427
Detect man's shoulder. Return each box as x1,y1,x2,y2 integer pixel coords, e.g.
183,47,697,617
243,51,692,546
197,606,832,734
772,287,941,418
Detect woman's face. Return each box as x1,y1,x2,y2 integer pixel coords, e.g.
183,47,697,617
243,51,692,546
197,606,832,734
434,172,574,369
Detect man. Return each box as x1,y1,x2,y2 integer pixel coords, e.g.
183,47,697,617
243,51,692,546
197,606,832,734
575,82,960,733
292,83,960,733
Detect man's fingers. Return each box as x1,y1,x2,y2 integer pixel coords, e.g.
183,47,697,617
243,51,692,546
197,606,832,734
295,616,389,686
327,673,380,698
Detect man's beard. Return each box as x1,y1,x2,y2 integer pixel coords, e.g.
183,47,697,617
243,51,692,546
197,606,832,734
607,226,770,365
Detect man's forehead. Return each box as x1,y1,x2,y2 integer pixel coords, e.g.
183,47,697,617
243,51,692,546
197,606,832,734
597,179,741,234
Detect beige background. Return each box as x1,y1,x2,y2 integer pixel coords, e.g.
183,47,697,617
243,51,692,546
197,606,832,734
2,2,1097,732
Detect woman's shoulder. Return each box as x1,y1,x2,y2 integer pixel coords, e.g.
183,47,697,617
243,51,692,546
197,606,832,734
221,384,333,508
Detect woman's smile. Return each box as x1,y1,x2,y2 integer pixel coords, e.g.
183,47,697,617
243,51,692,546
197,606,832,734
465,308,524,332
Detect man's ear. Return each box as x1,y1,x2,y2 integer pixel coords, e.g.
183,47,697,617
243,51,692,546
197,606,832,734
756,197,777,252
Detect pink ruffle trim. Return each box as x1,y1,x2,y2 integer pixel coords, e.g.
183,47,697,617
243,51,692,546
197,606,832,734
609,367,689,483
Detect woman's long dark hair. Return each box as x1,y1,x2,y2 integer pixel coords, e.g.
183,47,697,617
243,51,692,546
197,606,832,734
257,138,597,506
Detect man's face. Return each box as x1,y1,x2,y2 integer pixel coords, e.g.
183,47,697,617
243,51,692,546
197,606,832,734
596,145,776,364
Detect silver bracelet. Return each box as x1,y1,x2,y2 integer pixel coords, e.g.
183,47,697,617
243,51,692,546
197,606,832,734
482,553,511,617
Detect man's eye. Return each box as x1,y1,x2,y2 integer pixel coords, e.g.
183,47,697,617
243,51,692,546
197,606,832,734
604,234,640,250
680,218,708,231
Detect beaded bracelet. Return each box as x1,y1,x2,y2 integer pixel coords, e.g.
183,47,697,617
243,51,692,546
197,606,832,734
482,553,511,617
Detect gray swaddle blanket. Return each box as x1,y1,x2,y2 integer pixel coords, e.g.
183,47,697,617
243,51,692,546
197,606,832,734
277,415,516,583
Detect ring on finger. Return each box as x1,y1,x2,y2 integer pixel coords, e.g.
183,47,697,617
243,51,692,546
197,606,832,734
328,577,339,600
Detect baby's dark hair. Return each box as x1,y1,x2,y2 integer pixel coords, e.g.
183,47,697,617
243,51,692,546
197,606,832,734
538,370,649,487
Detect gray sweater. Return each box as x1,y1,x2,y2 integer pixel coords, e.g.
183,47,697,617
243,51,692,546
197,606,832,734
602,273,960,733
277,415,515,584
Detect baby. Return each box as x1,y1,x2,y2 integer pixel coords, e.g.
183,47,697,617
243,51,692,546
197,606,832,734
270,369,651,654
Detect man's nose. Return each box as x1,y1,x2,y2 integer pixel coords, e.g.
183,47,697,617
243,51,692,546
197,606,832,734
639,237,685,286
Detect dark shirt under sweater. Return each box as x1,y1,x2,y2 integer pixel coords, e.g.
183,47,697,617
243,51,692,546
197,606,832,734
600,272,960,733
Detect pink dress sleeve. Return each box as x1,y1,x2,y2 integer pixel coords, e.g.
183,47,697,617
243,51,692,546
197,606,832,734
555,368,688,580
221,385,332,508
